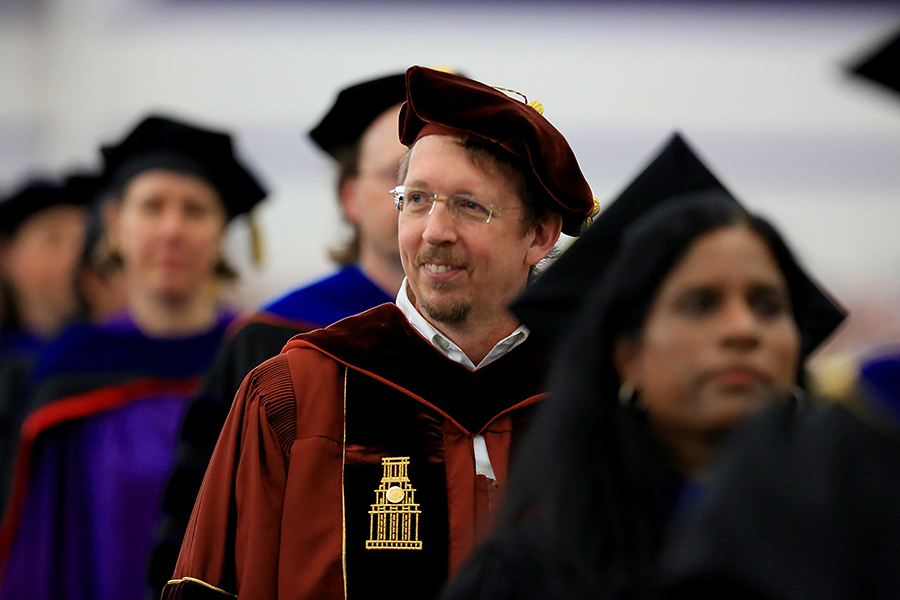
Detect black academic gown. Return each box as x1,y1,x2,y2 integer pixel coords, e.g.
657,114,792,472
0,357,30,516
659,398,900,600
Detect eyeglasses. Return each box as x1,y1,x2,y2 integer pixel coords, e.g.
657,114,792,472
389,186,527,225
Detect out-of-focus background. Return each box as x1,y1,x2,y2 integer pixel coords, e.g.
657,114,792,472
2,0,899,359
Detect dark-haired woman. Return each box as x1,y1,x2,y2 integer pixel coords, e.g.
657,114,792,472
0,115,266,600
440,193,842,600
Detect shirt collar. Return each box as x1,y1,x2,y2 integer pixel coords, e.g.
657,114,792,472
395,278,529,371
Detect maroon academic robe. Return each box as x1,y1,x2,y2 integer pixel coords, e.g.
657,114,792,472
163,304,548,600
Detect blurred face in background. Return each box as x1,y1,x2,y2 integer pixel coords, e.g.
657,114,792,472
616,225,801,468
2,204,87,337
108,169,227,305
340,104,407,272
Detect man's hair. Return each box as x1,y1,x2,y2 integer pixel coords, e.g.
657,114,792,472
458,138,554,234
328,143,363,266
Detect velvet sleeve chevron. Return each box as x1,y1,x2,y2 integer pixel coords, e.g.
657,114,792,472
261,360,297,458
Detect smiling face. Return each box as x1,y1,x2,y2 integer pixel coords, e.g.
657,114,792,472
398,135,559,332
109,169,227,304
615,225,801,458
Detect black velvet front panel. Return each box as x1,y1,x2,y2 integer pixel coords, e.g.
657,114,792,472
343,369,449,600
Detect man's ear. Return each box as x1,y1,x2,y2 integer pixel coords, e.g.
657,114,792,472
338,177,361,225
525,212,563,266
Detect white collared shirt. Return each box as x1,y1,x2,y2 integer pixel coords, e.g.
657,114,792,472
395,278,530,371
395,277,531,481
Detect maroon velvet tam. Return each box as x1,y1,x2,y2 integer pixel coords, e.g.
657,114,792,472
399,65,595,236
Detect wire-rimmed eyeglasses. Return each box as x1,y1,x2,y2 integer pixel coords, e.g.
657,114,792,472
390,186,527,225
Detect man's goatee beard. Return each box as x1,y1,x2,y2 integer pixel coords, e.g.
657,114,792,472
420,297,471,323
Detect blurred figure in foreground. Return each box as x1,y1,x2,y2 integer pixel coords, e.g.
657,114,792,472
0,114,267,600
658,384,900,600
440,133,844,600
657,27,900,600
146,71,409,593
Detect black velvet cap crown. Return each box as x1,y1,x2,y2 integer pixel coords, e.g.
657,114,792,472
399,66,595,236
850,27,900,97
0,173,98,237
101,114,267,219
308,72,407,159
511,132,846,357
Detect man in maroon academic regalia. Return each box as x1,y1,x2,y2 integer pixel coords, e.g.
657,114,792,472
163,66,596,600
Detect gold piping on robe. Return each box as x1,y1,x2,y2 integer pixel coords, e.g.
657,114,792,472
342,366,349,598
165,577,237,598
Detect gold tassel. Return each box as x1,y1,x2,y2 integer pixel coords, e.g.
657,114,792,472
432,64,459,75
581,196,602,233
248,213,264,266
527,100,544,115
489,86,545,115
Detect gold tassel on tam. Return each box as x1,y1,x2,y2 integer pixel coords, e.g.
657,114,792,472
489,87,544,115
580,197,602,233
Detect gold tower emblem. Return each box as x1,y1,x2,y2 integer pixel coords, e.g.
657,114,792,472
366,456,422,550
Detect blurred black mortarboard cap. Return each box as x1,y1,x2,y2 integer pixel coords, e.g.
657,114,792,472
512,132,846,357
849,27,900,97
0,173,97,237
101,114,267,219
511,133,727,344
64,171,105,207
308,72,408,159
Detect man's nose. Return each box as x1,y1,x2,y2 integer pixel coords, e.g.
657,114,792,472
422,201,459,245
